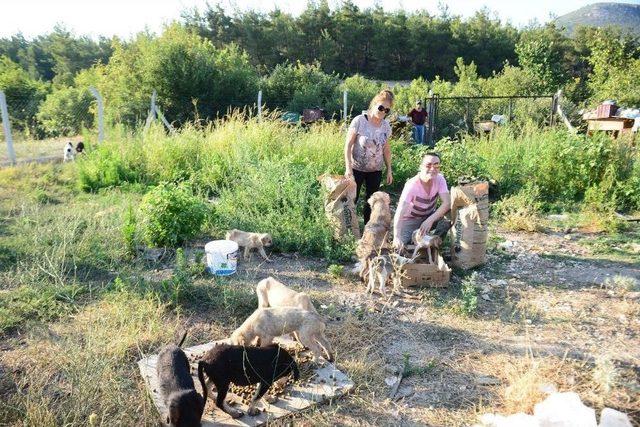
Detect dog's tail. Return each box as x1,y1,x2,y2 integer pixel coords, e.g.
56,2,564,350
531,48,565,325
176,330,188,348
197,361,208,406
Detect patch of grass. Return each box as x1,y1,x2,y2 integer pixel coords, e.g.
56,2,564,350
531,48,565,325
602,275,639,294
402,352,436,378
0,291,176,425
458,272,479,316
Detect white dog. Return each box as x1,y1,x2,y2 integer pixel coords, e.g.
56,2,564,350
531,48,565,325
411,230,443,264
63,142,74,162
225,229,272,261
229,307,334,363
256,277,317,313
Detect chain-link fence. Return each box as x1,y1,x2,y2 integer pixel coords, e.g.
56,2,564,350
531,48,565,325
1,85,560,167
426,94,557,144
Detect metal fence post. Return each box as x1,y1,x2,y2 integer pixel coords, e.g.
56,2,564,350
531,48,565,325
89,87,105,143
343,90,348,122
257,90,262,122
427,92,436,147
508,98,514,122
0,91,17,165
145,90,157,130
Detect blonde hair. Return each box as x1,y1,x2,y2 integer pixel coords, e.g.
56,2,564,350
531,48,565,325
368,89,395,111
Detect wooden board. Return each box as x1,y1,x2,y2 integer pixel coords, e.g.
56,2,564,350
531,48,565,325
138,338,354,426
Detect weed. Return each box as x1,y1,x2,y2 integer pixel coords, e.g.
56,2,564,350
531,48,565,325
402,352,436,378
459,272,479,316
328,264,344,277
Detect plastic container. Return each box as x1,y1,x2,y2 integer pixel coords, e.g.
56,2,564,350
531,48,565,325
204,240,238,276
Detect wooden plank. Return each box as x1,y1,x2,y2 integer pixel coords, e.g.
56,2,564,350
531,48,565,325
138,338,354,426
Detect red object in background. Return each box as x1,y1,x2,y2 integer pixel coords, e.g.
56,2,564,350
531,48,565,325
596,103,617,119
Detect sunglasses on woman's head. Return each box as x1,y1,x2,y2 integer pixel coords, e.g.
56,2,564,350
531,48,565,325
377,105,391,114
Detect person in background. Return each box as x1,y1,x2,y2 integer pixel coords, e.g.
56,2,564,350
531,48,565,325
407,100,428,145
344,89,394,225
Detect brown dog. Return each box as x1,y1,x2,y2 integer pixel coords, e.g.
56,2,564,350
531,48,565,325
229,307,334,363
225,229,272,261
411,230,443,264
356,191,392,279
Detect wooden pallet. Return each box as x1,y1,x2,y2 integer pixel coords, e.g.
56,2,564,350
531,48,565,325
138,338,354,426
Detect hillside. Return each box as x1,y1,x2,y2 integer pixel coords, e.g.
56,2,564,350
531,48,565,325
556,2,640,35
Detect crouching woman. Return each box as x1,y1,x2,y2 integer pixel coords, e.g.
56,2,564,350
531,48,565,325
392,153,451,249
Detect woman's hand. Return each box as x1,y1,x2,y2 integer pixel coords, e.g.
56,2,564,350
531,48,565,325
386,168,393,185
419,218,434,236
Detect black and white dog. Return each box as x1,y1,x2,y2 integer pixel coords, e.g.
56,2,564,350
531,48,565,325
63,142,74,162
156,332,205,427
197,343,299,418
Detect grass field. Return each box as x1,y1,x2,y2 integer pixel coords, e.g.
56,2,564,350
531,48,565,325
0,118,638,426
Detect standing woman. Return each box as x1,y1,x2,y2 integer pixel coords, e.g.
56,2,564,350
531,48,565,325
344,89,394,225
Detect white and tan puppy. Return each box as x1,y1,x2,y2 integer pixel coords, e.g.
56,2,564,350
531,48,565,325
229,307,334,363
225,229,273,261
256,277,317,313
411,230,443,264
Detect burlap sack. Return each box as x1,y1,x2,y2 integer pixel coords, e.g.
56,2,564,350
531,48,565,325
450,181,489,269
318,174,361,241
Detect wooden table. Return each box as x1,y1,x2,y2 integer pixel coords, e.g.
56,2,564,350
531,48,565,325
586,117,635,138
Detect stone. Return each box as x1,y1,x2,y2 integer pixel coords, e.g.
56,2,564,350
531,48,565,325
534,392,597,427
599,408,632,427
476,375,501,386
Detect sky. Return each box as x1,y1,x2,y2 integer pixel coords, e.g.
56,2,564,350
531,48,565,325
1,0,639,40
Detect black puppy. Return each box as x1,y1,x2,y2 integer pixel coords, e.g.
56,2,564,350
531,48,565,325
75,141,85,154
157,332,205,427
197,343,299,418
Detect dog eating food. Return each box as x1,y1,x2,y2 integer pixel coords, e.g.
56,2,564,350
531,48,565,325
197,343,299,418
225,229,273,261
229,307,334,363
156,332,205,427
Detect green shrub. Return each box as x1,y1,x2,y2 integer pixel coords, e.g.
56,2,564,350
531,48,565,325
341,74,381,117
262,62,341,116
493,185,543,232
138,183,208,247
36,86,94,136
460,272,479,316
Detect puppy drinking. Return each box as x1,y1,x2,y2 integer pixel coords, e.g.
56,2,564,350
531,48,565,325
198,343,299,418
156,332,205,427
225,229,272,261
230,307,334,363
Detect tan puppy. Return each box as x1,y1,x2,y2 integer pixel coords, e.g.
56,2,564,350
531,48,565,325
356,191,392,272
229,307,334,363
365,253,414,296
225,229,272,261
256,277,318,314
411,230,443,264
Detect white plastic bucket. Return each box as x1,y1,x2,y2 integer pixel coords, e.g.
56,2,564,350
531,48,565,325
204,240,238,276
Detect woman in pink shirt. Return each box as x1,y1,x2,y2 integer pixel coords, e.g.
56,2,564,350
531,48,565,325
392,153,451,248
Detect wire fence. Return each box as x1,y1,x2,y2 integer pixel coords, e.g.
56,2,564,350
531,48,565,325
0,86,560,166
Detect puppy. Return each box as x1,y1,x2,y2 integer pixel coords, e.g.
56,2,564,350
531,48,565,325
411,230,443,264
356,191,392,260
229,307,334,363
225,229,272,261
256,277,317,314
75,141,85,154
156,332,205,427
63,142,74,162
198,343,299,418
365,253,414,296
